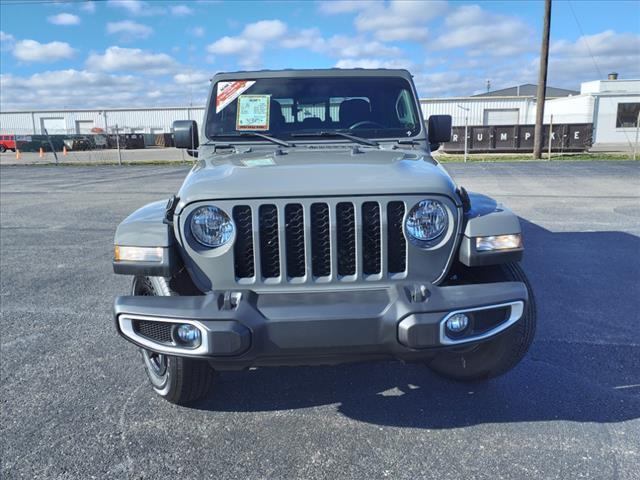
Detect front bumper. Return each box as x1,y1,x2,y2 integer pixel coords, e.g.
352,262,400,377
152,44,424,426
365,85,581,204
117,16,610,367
114,281,527,369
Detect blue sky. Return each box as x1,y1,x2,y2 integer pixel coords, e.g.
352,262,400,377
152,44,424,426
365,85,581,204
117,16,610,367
1,0,638,110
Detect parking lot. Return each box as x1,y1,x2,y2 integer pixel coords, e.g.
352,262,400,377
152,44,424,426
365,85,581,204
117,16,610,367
0,147,189,165
1,161,639,479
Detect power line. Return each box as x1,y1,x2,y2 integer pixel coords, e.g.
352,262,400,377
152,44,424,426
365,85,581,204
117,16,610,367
567,0,634,150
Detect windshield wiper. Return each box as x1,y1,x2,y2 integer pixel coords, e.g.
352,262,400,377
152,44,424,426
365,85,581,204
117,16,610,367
209,132,294,148
291,131,379,147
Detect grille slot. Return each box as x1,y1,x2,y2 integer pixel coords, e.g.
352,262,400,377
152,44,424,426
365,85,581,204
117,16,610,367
362,202,382,275
134,320,173,344
285,204,306,278
233,205,255,278
311,203,331,277
259,204,280,278
387,201,407,274
336,202,356,276
229,198,413,283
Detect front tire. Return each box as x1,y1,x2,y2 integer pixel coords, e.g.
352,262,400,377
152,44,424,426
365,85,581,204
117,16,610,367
132,276,216,405
427,262,536,381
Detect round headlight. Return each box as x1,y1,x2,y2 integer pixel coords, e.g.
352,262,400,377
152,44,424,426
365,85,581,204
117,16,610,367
190,205,234,247
405,200,448,245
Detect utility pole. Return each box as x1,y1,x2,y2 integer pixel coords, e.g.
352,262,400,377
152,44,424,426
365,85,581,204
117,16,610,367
457,104,470,163
533,0,552,159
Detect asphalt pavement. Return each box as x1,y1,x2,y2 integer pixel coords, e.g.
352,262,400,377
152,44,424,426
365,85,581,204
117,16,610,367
1,161,639,479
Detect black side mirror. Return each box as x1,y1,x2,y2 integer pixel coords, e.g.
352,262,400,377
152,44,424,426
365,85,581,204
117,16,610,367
428,115,452,144
173,120,199,156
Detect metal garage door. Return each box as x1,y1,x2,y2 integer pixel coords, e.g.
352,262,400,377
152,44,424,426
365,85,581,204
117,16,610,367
40,117,66,134
483,109,519,126
75,120,94,134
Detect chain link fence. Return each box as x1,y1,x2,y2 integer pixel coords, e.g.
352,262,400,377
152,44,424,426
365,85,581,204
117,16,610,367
0,127,195,165
2,113,638,165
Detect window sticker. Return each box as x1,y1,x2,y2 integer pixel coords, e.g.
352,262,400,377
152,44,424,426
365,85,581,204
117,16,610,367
216,80,255,113
236,95,271,131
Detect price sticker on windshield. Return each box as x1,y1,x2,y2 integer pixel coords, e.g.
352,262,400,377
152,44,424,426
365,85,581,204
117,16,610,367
236,95,271,131
216,80,255,113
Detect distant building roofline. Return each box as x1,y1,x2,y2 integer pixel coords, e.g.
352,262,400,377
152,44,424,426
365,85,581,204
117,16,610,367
473,83,579,98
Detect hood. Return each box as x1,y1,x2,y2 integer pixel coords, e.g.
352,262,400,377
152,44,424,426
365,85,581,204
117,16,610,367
176,147,458,210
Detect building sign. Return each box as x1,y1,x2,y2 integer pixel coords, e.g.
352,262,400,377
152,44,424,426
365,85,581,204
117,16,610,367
443,124,593,153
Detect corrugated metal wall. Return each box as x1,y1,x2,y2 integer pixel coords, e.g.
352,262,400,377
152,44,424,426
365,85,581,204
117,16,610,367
0,107,206,135
420,97,533,126
1,96,598,135
420,96,596,127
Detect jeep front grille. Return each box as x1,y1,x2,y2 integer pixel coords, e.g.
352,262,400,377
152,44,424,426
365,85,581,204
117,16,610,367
232,198,407,283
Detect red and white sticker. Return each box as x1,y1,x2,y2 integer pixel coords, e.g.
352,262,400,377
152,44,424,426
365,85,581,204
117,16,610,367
216,80,255,113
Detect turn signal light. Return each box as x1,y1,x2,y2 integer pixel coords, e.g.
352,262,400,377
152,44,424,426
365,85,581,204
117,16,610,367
475,234,522,252
114,245,164,262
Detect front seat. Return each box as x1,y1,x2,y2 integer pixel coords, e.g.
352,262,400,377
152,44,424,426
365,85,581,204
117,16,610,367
339,99,371,128
270,100,286,132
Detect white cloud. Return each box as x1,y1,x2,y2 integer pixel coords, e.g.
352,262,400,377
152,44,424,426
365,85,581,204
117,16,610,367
174,71,210,85
207,19,287,68
106,20,153,40
325,35,402,58
170,4,193,16
432,5,533,56
208,37,252,55
354,0,446,41
0,69,210,110
12,39,76,62
81,1,97,13
550,30,640,58
280,28,324,50
334,58,413,69
0,69,137,110
317,0,376,15
319,0,441,41
0,31,15,51
48,13,81,25
107,0,164,16
86,46,178,75
188,26,205,38
547,30,640,85
242,19,287,40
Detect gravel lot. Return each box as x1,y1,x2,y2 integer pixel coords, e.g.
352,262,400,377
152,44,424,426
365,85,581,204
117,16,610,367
1,161,639,479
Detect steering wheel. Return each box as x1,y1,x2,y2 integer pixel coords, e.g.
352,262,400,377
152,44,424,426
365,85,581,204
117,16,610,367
349,120,385,130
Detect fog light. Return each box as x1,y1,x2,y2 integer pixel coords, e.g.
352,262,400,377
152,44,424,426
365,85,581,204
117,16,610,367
174,324,201,347
446,313,469,333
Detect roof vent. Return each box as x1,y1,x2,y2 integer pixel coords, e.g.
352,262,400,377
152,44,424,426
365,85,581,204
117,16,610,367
608,72,618,80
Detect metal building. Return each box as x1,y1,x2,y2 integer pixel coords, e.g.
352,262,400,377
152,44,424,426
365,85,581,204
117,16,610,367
420,76,640,151
0,107,205,136
1,76,638,151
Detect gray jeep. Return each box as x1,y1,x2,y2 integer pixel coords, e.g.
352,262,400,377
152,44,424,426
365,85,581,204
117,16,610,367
113,69,535,405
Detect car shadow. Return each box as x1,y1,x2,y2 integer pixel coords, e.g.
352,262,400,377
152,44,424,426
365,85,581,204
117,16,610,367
190,219,640,428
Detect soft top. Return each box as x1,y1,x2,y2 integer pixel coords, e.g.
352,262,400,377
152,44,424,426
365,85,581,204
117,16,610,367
210,68,413,82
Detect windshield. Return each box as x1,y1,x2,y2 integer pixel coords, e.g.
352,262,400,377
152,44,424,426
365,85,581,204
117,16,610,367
206,76,422,141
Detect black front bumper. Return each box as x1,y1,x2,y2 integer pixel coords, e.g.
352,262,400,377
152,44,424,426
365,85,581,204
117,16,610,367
114,282,527,369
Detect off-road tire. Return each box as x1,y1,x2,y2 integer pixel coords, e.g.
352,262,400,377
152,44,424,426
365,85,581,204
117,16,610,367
427,262,536,381
132,276,216,405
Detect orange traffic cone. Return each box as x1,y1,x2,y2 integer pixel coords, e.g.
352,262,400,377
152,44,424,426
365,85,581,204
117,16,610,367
39,147,44,158
63,145,68,156
16,149,21,160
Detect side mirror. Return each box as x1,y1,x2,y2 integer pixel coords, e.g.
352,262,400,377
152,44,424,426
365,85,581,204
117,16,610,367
428,115,452,144
173,120,199,156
